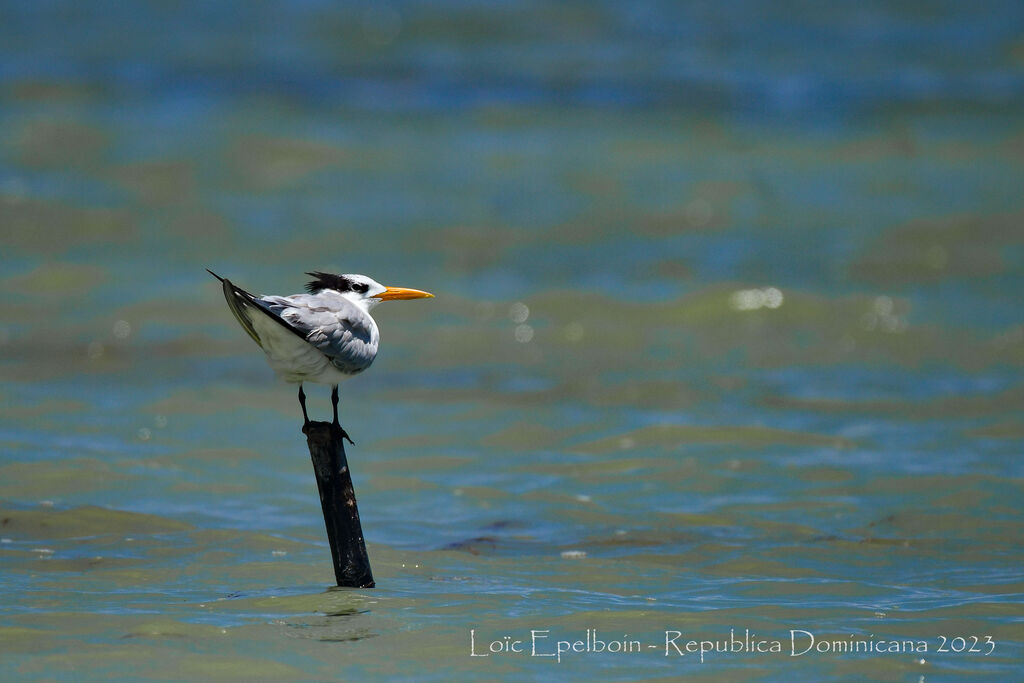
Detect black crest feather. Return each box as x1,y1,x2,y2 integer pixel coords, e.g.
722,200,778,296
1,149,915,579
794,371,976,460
305,271,353,293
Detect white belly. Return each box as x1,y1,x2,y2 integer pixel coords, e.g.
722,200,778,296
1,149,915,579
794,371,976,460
250,311,356,385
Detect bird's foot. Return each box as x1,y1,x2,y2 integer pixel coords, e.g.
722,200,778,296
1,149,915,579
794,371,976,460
332,420,355,445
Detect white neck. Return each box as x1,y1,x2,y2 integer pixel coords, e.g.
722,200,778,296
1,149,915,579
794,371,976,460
339,290,378,312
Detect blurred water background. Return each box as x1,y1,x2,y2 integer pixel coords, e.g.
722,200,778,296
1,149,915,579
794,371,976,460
1,1,1023,679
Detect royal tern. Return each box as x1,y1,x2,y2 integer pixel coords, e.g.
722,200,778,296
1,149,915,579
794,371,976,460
208,270,433,439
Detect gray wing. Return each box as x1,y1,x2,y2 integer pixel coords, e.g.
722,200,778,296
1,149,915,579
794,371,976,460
259,293,378,374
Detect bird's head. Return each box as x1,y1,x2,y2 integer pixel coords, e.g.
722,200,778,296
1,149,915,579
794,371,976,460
305,272,434,310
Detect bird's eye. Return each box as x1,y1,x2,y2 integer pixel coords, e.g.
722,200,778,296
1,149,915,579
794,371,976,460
353,283,369,294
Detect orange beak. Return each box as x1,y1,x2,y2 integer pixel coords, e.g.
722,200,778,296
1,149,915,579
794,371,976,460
376,286,435,301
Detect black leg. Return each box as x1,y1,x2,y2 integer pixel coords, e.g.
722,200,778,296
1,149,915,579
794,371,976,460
299,384,310,427
331,385,354,445
331,385,339,426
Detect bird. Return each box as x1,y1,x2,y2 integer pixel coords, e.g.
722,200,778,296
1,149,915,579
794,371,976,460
207,269,433,440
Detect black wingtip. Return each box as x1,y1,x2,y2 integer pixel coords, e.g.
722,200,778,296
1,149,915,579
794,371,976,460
206,268,225,282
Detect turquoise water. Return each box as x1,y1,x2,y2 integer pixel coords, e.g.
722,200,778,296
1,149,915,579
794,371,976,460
2,1,1023,679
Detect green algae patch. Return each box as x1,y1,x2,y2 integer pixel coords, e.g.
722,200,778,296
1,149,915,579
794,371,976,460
2,263,108,298
0,198,136,255
0,459,135,499
570,424,854,454
0,503,192,540
849,210,1024,284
